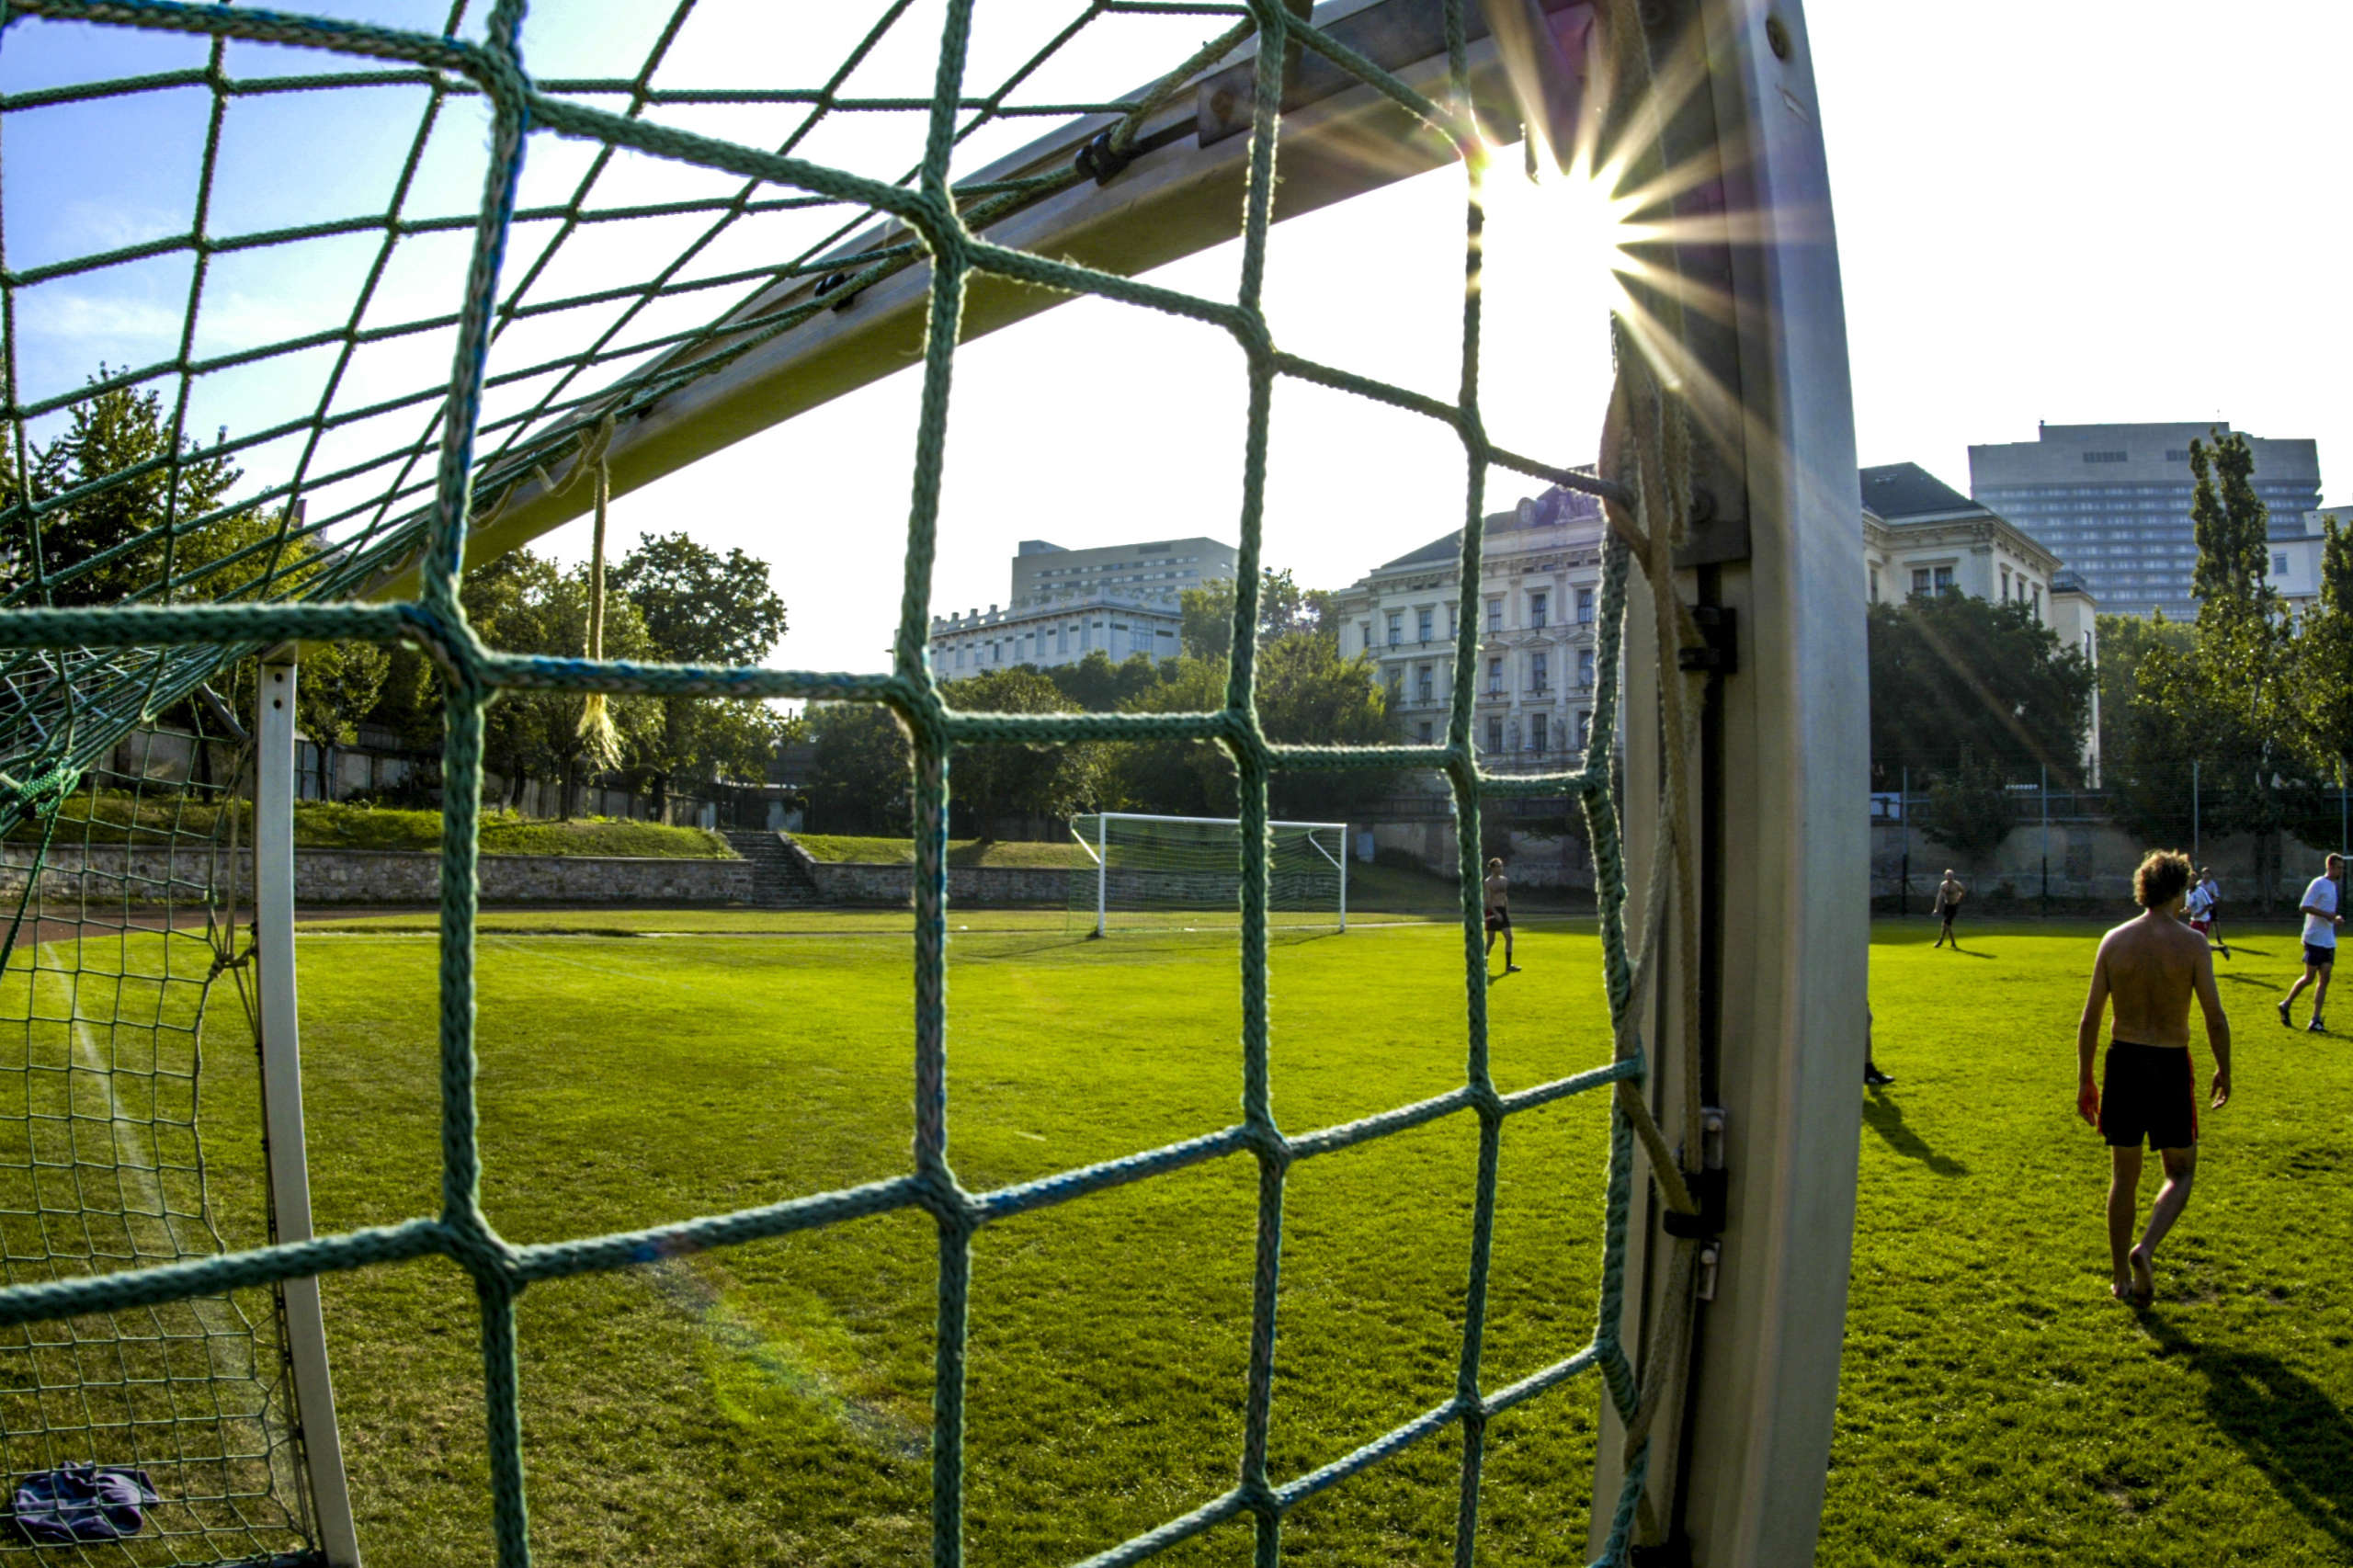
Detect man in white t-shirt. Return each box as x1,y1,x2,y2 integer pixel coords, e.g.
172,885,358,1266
2196,869,2230,960
2279,853,2344,1033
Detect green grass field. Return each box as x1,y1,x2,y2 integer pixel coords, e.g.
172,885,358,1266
19,912,2353,1564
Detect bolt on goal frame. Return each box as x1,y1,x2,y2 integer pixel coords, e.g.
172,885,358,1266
0,2,1867,1566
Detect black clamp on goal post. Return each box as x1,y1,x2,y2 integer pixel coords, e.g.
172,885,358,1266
1675,604,1738,676
1074,130,1135,186
1663,1103,1730,1240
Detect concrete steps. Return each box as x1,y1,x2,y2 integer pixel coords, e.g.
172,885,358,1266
724,830,827,908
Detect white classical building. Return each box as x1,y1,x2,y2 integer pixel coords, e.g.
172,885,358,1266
930,535,1237,673
1329,484,1608,770
1860,461,2100,781
2270,504,2353,613
1331,464,2102,779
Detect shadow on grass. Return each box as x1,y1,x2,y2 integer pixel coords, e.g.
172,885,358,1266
2141,1312,2353,1553
1861,1094,1968,1176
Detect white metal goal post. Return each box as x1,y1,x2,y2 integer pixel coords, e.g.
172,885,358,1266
1070,812,1351,937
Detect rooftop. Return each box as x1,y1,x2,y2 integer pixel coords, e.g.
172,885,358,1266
1860,462,1988,522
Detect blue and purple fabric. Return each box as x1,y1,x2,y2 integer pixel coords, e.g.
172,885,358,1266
9,1464,159,1543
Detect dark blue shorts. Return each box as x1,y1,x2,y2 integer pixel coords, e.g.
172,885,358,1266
2306,941,2336,971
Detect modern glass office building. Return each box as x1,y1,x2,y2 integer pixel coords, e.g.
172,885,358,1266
1969,423,2321,619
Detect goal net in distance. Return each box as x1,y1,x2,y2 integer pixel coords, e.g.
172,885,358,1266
1069,812,1349,936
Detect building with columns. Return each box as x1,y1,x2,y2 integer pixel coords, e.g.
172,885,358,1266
1331,463,2101,781
1329,483,1608,770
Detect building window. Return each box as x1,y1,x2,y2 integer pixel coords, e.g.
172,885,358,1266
1910,568,1931,596
1576,586,1595,623
1388,611,1403,646
953,645,965,669
2274,552,2290,576
1529,591,1549,630
1416,664,1434,703
1487,657,1504,696
1358,619,1373,654
1934,566,1955,595
1531,712,1549,754
2029,584,2040,619
1869,567,1881,604
1486,715,1503,753
1575,710,1591,749
1530,651,1549,693
1386,668,1403,704
1487,596,1503,629
1417,607,1434,642
2083,450,2128,463
1578,647,1596,687
1999,567,2010,600
1446,603,1458,637
1419,720,1436,743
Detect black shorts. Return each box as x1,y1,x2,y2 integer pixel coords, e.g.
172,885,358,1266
2306,941,2336,971
1484,907,1511,934
2099,1040,2197,1150
1938,901,1960,921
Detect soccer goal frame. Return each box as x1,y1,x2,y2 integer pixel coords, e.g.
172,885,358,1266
0,2,1867,1564
1070,812,1352,937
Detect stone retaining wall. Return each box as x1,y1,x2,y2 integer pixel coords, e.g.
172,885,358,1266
0,846,751,905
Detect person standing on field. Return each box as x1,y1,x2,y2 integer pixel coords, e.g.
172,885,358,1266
1483,857,1519,974
2076,849,2231,1309
2279,852,2344,1033
2196,868,2230,959
1933,869,1966,949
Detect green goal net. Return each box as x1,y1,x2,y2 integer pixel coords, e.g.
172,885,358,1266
0,2,1722,1564
0,707,313,1563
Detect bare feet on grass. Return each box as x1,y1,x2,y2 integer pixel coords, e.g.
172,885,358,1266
2127,1244,2154,1308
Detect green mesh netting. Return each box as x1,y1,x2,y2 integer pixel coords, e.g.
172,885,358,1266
0,3,1700,1564
0,711,312,1563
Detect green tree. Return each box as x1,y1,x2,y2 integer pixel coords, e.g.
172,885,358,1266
1868,595,2095,788
1045,650,1165,711
1179,568,1330,660
805,703,912,835
2140,432,2303,900
1106,634,1394,819
1916,759,2016,858
1109,658,1235,817
940,666,1105,835
11,374,242,607
2095,611,2200,843
608,531,792,810
2297,517,2353,767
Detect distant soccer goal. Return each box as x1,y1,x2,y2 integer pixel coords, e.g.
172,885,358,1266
1069,812,1350,936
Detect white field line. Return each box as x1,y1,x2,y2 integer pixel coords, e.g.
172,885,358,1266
47,963,265,1392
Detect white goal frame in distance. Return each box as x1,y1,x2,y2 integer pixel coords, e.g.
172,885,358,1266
339,1,1864,1559
1071,812,1352,937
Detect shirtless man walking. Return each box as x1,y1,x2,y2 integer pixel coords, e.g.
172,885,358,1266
1483,858,1519,974
1933,869,1967,949
2076,849,2231,1308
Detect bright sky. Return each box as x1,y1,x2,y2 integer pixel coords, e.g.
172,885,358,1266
6,2,2349,673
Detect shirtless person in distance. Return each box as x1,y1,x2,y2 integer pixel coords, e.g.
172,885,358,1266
1483,858,1519,974
1933,869,1967,949
2076,849,2232,1308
